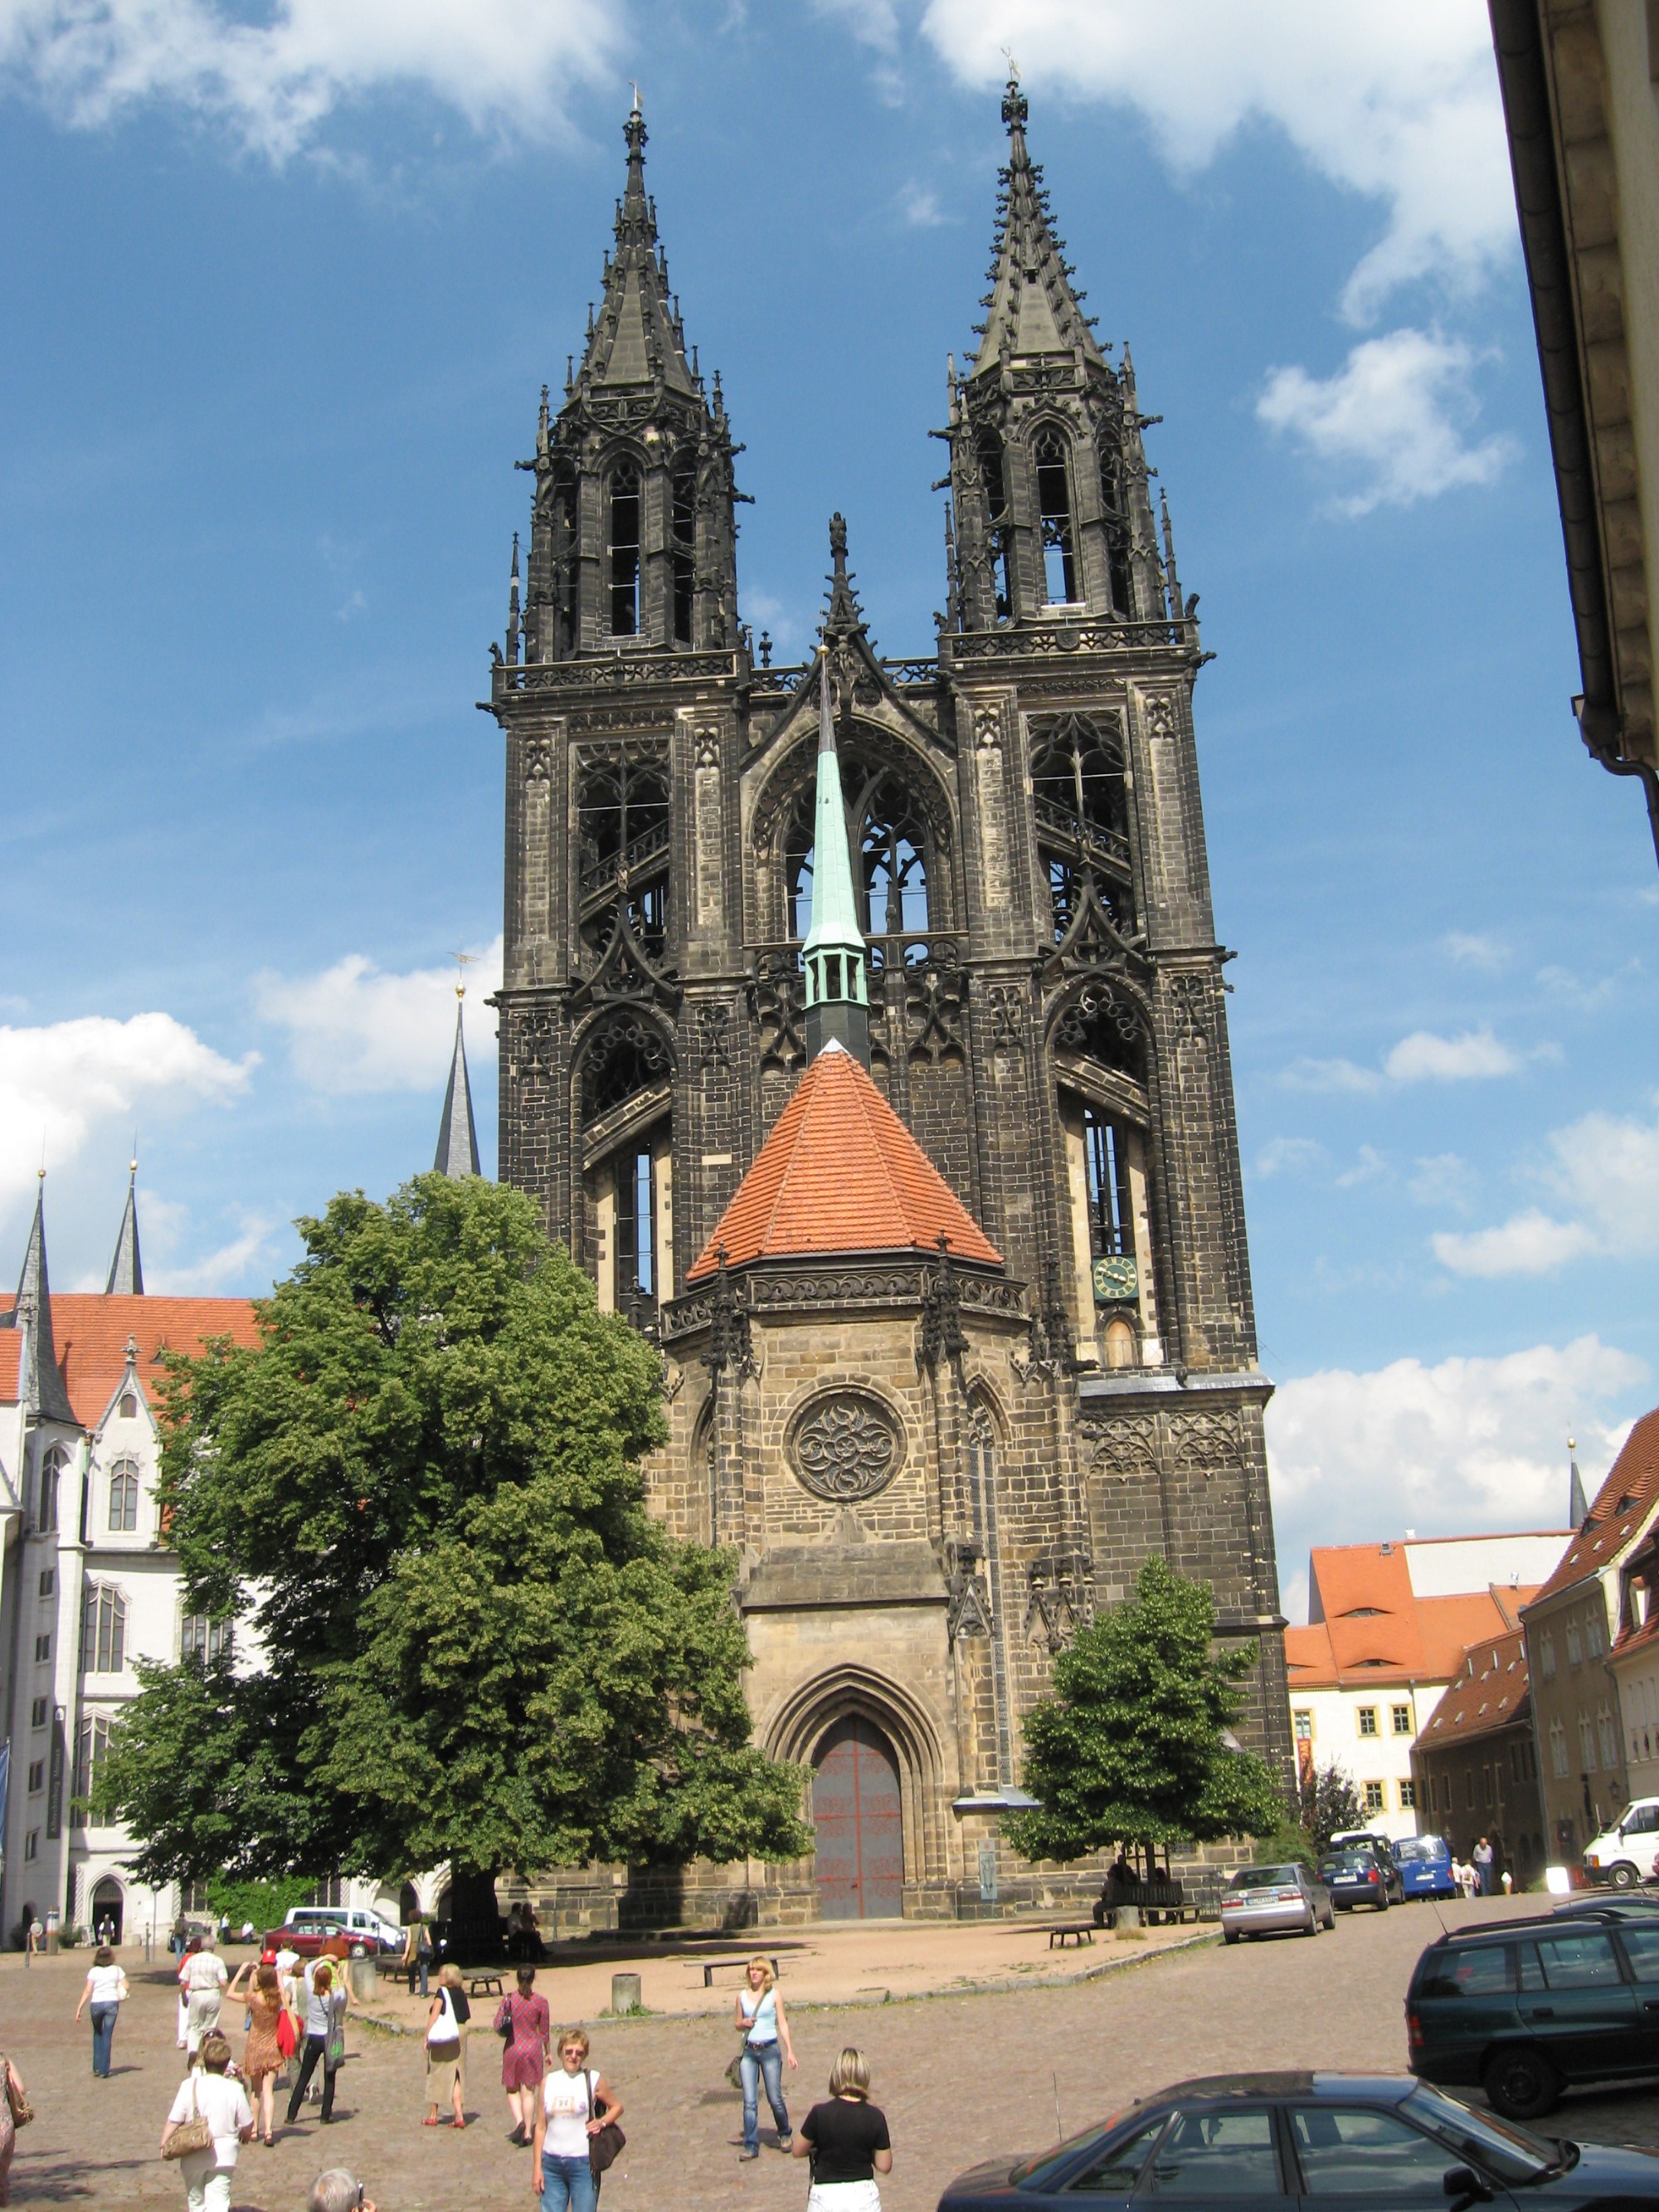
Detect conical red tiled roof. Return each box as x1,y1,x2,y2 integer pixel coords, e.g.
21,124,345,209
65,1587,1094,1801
688,1045,1002,1281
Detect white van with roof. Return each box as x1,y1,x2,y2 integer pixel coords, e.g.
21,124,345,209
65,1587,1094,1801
1584,1796,1659,1887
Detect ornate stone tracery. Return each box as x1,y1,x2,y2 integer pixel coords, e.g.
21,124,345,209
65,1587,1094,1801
788,1390,903,1501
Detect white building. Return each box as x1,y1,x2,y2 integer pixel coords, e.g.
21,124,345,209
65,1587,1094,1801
1284,1531,1574,1844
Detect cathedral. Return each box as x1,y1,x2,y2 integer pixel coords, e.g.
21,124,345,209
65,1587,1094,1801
489,83,1292,1920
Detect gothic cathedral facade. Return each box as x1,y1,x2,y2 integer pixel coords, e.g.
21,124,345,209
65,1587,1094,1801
489,86,1292,1920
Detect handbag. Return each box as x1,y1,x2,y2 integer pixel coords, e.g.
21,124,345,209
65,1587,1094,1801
723,2051,745,2092
276,2008,297,2059
496,1995,516,2041
324,2008,346,2071
427,1990,460,2055
163,2078,212,2162
2,2063,32,2131
586,2070,625,2177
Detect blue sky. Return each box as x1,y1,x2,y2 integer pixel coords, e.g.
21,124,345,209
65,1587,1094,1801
2,0,1653,1607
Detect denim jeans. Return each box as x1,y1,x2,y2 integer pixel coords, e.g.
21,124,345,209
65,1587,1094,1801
540,2151,598,2212
90,2002,118,2076
741,2040,791,2151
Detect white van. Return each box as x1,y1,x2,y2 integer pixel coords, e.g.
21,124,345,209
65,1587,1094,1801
1584,1797,1659,1887
281,1904,403,1954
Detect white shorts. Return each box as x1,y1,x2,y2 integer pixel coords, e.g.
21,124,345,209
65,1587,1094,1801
808,2185,881,2212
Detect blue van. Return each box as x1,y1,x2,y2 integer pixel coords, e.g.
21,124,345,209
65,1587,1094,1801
1394,1832,1457,1899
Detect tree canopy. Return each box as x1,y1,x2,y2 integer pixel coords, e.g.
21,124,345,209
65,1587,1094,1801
95,1174,810,1895
1001,1555,1287,1863
1300,1758,1365,1849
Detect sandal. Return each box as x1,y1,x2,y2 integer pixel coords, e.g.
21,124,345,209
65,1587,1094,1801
450,2118,467,2129
422,2114,441,2127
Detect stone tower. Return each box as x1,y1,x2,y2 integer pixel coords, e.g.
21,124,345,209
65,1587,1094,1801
489,85,1291,1921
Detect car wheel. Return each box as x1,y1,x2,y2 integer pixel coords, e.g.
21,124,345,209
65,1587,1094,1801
1484,2047,1560,2122
1324,1907,1335,1929
1610,1861,1640,1891
1376,1892,1389,1911
1224,1932,1240,1946
1303,1910,1318,1937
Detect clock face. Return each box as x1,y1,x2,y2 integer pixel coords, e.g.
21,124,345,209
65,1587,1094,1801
1092,1254,1139,1305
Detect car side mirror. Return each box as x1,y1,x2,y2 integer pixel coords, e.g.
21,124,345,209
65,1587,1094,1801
1443,2168,1492,2205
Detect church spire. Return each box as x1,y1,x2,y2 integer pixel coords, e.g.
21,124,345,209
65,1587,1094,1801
105,1154,144,1296
435,994,481,1179
575,92,696,397
2,1174,73,1422
802,560,870,1067
1569,1436,1589,1530
971,73,1105,379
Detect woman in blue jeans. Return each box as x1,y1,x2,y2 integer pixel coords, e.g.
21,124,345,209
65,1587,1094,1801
733,1956,796,2160
74,1946,129,2077
530,2027,622,2212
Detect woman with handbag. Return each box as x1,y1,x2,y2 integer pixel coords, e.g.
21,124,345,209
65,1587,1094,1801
495,1963,552,2145
530,2028,623,2212
226,1959,286,2147
161,2032,252,2212
423,1962,469,2129
285,1958,348,2129
733,1956,795,2159
0,2049,32,2206
791,2048,892,2212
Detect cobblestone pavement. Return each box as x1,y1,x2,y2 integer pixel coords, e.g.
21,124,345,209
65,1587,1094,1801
21,1897,1659,2211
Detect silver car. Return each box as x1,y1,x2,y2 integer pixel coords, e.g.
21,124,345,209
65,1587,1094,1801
1219,1861,1334,1943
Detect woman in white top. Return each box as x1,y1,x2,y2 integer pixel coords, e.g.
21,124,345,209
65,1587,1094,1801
161,2031,252,2212
732,1956,796,2160
530,2026,622,2212
75,1943,129,2077
180,1937,228,2067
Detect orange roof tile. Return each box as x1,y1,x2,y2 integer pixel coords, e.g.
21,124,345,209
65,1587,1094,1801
688,1045,1002,1282
1531,1407,1659,1605
0,1294,261,1426
1417,1628,1531,1748
1285,1586,1540,1688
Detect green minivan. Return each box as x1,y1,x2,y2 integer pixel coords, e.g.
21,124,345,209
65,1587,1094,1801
1408,1912,1659,2120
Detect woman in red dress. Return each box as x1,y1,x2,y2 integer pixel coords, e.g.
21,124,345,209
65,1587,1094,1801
494,1964,551,2145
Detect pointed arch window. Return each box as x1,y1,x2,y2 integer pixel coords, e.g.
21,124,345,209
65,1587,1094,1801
1034,429,1078,606
671,453,697,646
608,460,641,636
1099,449,1132,616
549,465,578,655
107,1459,139,1536
1030,716,1131,941
577,749,669,963
80,1584,127,1674
35,1445,66,1535
580,1016,673,1323
976,430,1013,621
782,761,932,952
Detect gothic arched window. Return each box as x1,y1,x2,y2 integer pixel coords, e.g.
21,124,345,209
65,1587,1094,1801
1098,447,1132,616
782,757,933,950
549,465,578,655
671,453,697,646
107,1459,139,1536
976,430,1013,621
579,1016,673,1321
80,1584,127,1674
577,751,669,963
1034,429,1078,606
608,461,641,636
1029,715,1131,941
36,1445,66,1535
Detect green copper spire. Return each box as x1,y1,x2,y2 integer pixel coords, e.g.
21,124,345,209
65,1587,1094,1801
802,642,869,1066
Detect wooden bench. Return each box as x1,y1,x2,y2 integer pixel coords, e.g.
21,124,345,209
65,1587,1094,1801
467,1972,504,1997
1045,1923,1096,1949
701,1956,780,1988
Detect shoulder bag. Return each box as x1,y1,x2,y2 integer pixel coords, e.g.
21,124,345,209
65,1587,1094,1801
586,2070,625,2177
496,1995,516,2040
324,1995,347,2072
163,2078,212,2161
2,2063,32,2132
426,1990,460,2056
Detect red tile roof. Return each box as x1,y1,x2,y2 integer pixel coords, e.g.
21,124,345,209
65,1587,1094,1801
1286,1581,1540,1688
0,1294,261,1426
1417,1628,1530,1748
688,1045,1002,1282
1530,1407,1659,1605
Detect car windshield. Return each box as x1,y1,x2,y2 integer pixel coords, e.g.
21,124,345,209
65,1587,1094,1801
1231,1867,1301,1890
1394,1838,1446,1863
1402,2087,1558,2183
1007,2119,1121,2186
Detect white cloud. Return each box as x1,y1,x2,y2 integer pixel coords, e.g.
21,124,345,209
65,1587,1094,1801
0,0,621,160
1335,1144,1387,1189
1281,1056,1384,1096
897,180,948,227
1432,1097,1659,1278
255,936,502,1094
1258,329,1516,516
1432,1209,1597,1279
1408,1152,1476,1212
0,1013,255,1208
1384,1026,1519,1082
148,1211,284,1294
1266,1335,1647,1565
1443,930,1507,970
1254,1135,1326,1179
815,0,899,53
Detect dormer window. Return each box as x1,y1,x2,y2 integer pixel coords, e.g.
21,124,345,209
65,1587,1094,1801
119,1392,138,1420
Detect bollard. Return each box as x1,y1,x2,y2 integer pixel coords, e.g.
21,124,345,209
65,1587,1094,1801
611,1971,642,2015
348,1956,378,2004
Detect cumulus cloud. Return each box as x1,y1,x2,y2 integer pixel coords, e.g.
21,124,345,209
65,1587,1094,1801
1443,930,1507,969
1254,1135,1327,1179
1432,1209,1597,1279
1266,1335,1647,1571
0,0,621,159
148,1211,285,1295
1409,1152,1477,1212
1284,1026,1522,1094
1258,329,1516,515
255,936,502,1094
0,1013,255,1208
1433,1097,1659,1279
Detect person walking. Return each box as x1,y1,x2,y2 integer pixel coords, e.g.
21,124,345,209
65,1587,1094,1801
75,1943,129,2077
285,1957,348,2130
181,1934,228,2068
161,2031,253,2212
792,2048,892,2212
424,1962,469,2129
170,1912,188,1959
410,1918,433,1998
531,2027,622,2212
496,1964,552,2146
1474,1836,1496,1897
226,1958,286,2146
734,1956,796,2160
0,2047,29,2206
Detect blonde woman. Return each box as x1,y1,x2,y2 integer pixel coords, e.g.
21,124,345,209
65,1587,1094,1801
793,2048,891,2212
732,1956,795,2160
424,1962,470,2130
531,2027,622,2212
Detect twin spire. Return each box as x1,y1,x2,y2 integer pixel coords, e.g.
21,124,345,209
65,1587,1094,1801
971,74,1105,377
573,92,698,398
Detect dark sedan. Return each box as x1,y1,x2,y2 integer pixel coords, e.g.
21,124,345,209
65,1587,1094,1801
934,2071,1659,2212
1319,1849,1394,1912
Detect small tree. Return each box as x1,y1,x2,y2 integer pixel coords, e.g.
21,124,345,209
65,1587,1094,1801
95,1175,811,1937
1001,1556,1286,1864
1300,1759,1365,1849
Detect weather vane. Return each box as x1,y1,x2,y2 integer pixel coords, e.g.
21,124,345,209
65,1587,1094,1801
1001,46,1019,80
450,948,474,1001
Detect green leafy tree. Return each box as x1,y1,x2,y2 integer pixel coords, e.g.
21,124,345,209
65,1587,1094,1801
95,1175,811,1932
207,1874,314,1938
1300,1758,1365,1849
1001,1556,1287,1863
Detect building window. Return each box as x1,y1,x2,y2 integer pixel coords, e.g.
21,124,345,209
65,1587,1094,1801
107,1459,139,1535
1586,1611,1606,1659
29,1698,46,1730
181,1879,208,1913
1364,1781,1385,1814
1482,1766,1492,1807
1293,1710,1312,1741
1466,1771,1476,1809
119,1391,138,1420
1399,1779,1417,1810
976,430,1013,620
1579,1713,1598,1771
72,1713,113,1801
33,1634,51,1664
1540,1632,1556,1678
309,1877,346,1909
35,1444,66,1534
1034,427,1078,604
1357,1708,1379,1738
607,461,641,636
1391,1703,1413,1736
1550,1721,1569,1777
26,1761,43,1795
671,452,696,645
1567,1622,1584,1666
24,1832,37,1863
181,1615,231,1665
80,1586,126,1674
36,1571,51,1598
1598,1709,1619,1767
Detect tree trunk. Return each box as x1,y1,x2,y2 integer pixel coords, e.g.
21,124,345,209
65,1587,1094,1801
446,1866,504,1965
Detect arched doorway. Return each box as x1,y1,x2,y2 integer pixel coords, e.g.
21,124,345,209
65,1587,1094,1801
811,1716,902,1919
90,1878,124,1945
399,1881,421,1926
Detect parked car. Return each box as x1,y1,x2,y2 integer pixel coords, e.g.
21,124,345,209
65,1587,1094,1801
1394,1832,1459,1900
1219,1864,1334,1943
934,2070,1659,2212
1328,1830,1407,1904
265,1906,403,1959
1554,1893,1659,1922
1408,1907,1659,2118
1582,1796,1659,1888
1318,1849,1394,1912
